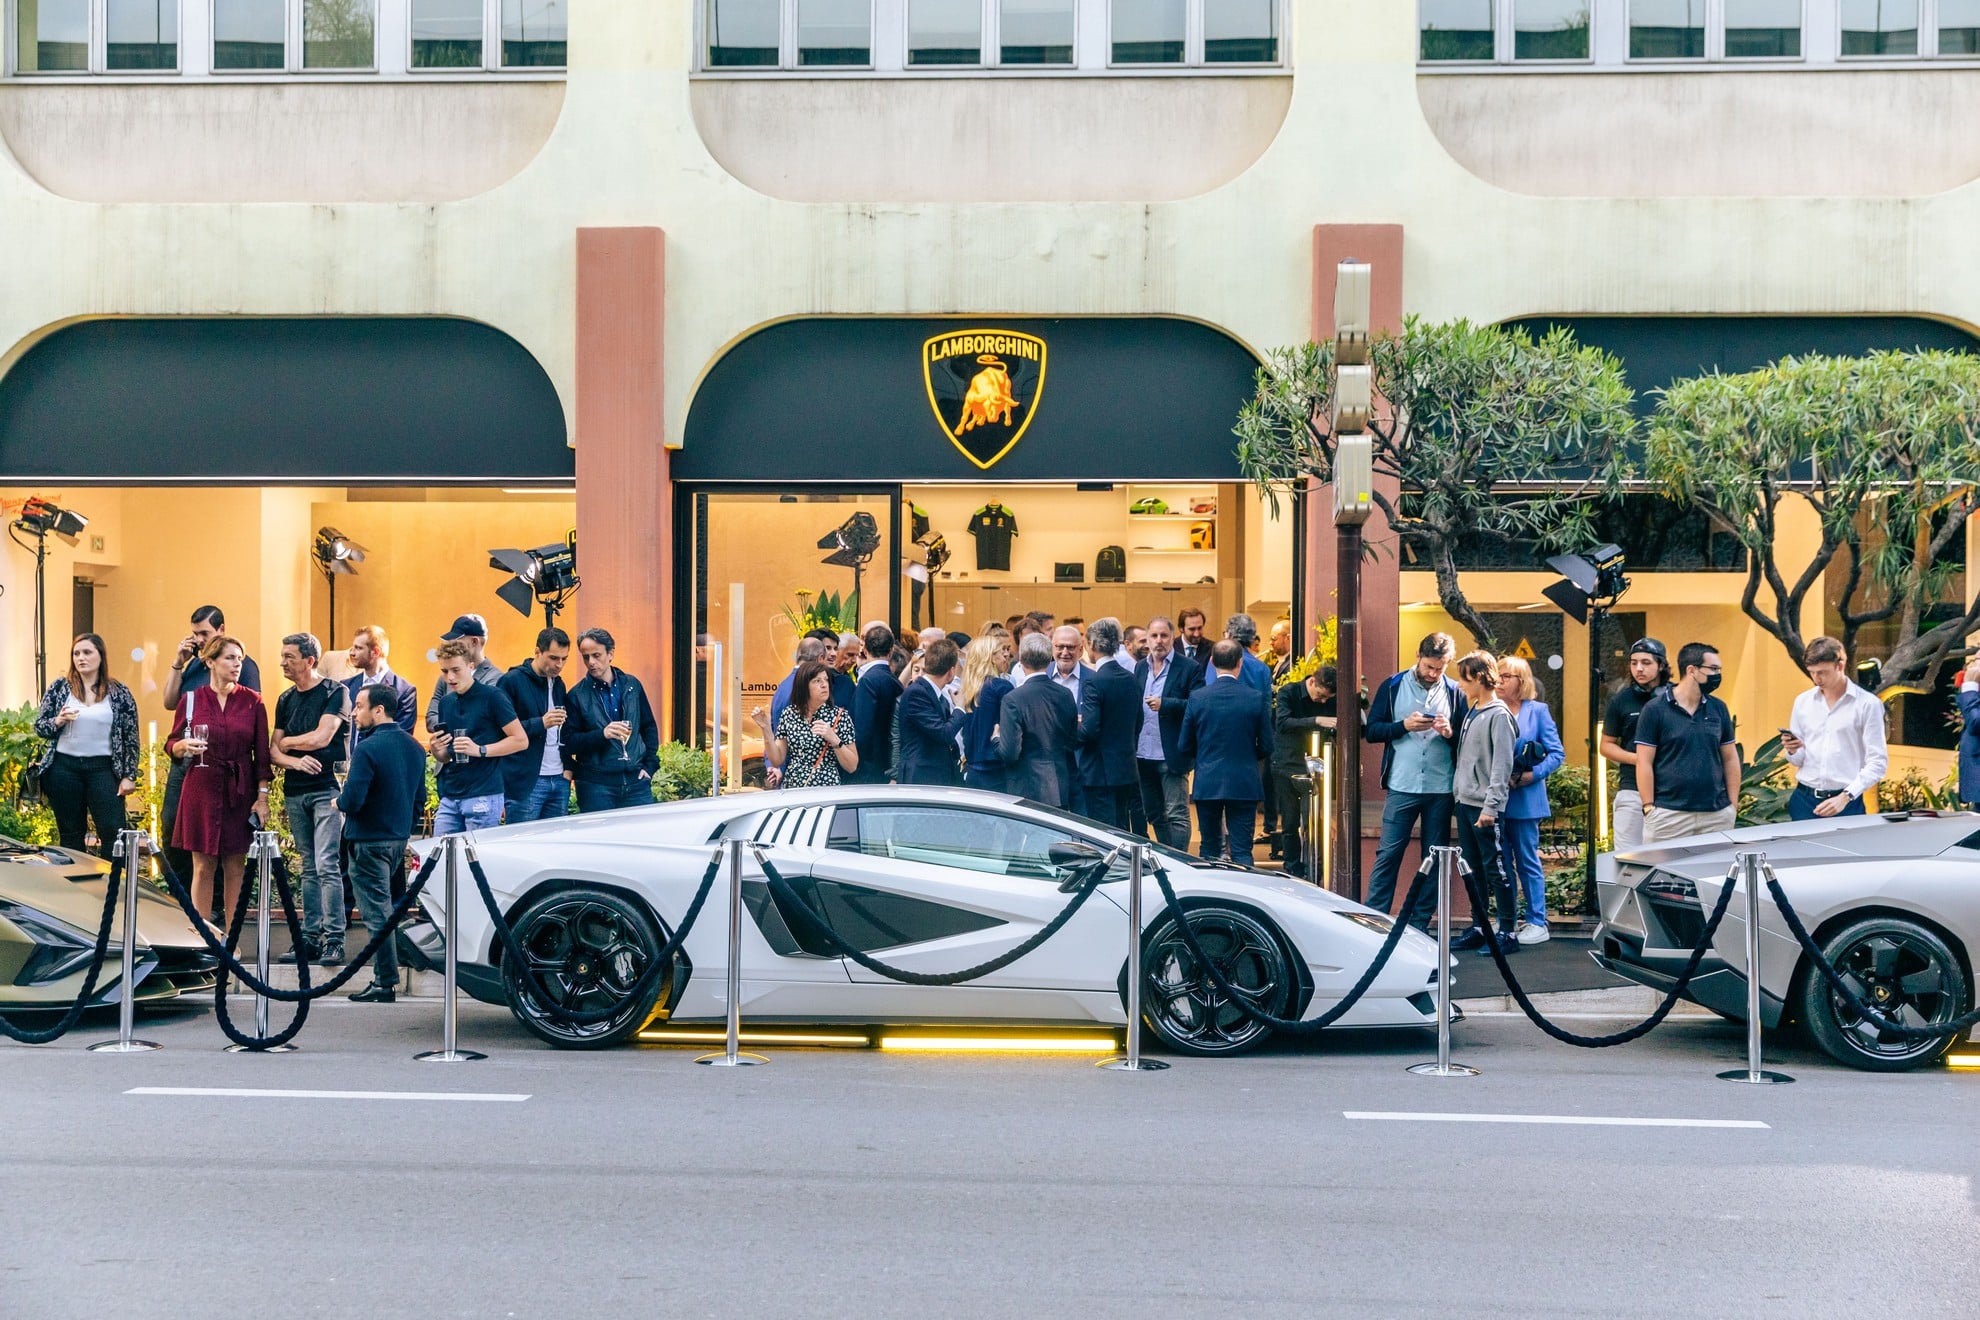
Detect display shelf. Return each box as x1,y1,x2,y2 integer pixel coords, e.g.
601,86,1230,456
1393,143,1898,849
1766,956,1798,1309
1126,548,1214,555
1127,512,1216,520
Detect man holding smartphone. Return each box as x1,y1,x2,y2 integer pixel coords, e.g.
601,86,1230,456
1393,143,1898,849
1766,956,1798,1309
496,627,573,823
1781,636,1887,821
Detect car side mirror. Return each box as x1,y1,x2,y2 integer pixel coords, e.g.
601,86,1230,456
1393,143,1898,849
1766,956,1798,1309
1048,840,1105,869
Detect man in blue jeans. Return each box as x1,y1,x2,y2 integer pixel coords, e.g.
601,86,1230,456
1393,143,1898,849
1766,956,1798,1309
428,639,528,834
338,684,428,1003
497,627,573,823
270,633,351,966
564,628,661,812
1364,633,1467,929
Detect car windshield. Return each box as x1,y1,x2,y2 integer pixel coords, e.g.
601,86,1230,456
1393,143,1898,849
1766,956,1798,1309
1016,800,1204,869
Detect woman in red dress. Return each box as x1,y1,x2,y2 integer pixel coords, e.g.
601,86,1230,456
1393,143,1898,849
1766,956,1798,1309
166,636,272,927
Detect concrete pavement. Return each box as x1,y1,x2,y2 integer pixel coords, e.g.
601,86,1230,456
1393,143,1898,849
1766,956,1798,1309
3,999,1976,1319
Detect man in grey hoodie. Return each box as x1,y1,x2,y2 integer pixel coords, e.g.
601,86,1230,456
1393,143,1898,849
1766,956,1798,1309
1448,651,1519,957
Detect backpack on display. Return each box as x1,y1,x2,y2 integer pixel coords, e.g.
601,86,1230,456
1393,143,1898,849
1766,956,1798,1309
1095,545,1126,582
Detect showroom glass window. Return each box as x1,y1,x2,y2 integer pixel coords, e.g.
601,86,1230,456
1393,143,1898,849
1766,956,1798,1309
907,0,980,64
1946,0,1980,53
1841,0,1918,54
1419,0,1494,60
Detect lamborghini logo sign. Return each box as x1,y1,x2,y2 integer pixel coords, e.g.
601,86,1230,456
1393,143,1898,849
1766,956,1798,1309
922,329,1047,470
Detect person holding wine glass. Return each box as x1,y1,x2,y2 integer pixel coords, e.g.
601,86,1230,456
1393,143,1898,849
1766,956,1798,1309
564,627,660,812
32,633,141,856
496,626,574,823
165,635,272,928
751,659,858,790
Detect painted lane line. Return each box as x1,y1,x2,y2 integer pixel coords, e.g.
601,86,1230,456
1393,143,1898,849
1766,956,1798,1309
126,1087,529,1102
1344,1111,1768,1129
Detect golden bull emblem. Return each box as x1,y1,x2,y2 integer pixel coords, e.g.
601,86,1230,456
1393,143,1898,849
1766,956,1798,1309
923,328,1048,470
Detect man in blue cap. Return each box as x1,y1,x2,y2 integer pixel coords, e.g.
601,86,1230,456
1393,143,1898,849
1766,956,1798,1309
424,614,501,733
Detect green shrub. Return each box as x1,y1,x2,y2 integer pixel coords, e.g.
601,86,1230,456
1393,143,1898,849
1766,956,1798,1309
651,742,714,802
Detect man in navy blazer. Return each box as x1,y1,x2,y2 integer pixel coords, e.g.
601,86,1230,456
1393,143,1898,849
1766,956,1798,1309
851,623,904,785
1076,618,1143,829
1178,641,1274,866
999,634,1079,807
1132,617,1205,850
896,638,966,786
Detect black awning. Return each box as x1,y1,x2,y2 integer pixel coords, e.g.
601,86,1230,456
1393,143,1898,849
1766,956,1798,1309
0,317,570,483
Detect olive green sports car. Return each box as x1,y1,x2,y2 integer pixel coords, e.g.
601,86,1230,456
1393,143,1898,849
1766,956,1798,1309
0,834,217,1017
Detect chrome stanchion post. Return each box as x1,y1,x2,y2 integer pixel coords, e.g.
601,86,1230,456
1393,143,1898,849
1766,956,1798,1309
416,835,485,1063
709,642,723,797
697,838,766,1066
89,829,162,1054
227,830,297,1053
1102,845,1169,1072
1409,844,1476,1078
1719,851,1792,1085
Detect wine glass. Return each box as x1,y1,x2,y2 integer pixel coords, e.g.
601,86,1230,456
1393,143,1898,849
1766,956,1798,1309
188,723,210,768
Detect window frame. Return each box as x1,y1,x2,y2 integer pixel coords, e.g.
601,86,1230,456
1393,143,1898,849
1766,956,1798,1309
1109,0,1280,70
407,0,566,75
10,0,184,75
211,0,378,77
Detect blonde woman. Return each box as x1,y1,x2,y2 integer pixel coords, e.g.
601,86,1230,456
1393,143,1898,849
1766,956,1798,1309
1496,654,1565,944
959,636,1014,792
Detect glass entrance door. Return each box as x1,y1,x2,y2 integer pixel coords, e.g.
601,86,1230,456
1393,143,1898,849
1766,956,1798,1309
682,487,898,789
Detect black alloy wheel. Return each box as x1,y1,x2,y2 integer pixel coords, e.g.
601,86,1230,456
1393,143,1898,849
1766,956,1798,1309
1139,905,1291,1057
501,887,670,1049
1798,915,1969,1072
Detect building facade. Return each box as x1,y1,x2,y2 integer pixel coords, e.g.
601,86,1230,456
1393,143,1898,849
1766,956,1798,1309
1,0,1975,788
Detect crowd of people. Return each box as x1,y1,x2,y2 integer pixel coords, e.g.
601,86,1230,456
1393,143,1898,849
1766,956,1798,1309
29,606,663,1004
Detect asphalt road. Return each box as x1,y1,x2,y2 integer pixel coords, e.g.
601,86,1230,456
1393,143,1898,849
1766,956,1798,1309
3,1000,1977,1319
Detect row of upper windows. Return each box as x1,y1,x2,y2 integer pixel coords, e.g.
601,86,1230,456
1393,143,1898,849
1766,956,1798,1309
1421,1,1980,65
701,0,1282,72
9,0,566,75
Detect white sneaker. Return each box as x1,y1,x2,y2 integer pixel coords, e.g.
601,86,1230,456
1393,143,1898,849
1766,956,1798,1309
1516,922,1551,946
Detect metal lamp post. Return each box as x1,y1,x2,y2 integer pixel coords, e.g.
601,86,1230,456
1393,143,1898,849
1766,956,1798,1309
1329,260,1374,903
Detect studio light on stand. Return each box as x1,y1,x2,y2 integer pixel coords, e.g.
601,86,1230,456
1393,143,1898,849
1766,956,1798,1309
490,534,579,626
311,527,366,652
9,497,89,694
1541,542,1630,917
818,512,882,609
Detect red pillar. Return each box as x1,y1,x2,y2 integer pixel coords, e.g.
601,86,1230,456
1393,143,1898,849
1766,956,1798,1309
575,227,671,733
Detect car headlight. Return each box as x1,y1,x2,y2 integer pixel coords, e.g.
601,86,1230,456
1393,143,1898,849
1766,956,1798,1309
1334,909,1395,935
0,900,98,986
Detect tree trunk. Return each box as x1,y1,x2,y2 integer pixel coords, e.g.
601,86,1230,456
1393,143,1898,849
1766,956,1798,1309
1423,534,1498,652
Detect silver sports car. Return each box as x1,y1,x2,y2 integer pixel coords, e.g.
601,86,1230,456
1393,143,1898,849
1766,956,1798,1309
1593,812,1980,1071
404,785,1444,1054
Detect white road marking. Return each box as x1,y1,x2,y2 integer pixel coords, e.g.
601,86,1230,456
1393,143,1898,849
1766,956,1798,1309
1344,1111,1768,1129
125,1087,528,1103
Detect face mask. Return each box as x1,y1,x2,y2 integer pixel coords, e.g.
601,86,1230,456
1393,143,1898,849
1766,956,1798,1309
1698,672,1722,697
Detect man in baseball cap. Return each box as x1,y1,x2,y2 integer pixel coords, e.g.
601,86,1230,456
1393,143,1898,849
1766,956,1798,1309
425,614,500,732
1600,637,1670,852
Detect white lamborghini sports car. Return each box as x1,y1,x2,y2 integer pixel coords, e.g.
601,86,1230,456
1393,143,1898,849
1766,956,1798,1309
402,785,1443,1054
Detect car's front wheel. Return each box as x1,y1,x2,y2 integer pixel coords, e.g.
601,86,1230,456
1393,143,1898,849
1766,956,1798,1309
1139,905,1291,1057
501,887,670,1049
1798,915,1969,1072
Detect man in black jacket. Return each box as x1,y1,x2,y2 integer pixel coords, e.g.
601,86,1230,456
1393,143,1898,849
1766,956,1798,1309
1179,642,1275,866
1077,618,1142,830
896,638,966,786
564,627,661,813
999,634,1079,807
496,628,572,823
1132,617,1205,850
851,623,904,785
1272,667,1337,879
337,684,429,1004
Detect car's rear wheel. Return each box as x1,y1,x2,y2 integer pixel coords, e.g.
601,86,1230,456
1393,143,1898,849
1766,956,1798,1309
1140,905,1290,1057
1798,915,1969,1072
501,887,669,1050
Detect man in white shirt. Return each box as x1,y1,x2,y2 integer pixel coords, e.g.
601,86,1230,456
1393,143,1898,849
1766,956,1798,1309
1782,635,1888,820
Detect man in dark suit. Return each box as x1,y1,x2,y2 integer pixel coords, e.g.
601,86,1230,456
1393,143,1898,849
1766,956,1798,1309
999,634,1079,807
1046,625,1098,814
896,638,966,786
1178,641,1274,866
1176,608,1210,668
1133,616,1205,850
851,623,903,785
337,684,429,1003
1077,618,1142,830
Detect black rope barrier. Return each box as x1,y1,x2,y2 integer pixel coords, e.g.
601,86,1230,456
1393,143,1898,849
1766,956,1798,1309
754,853,1114,987
153,851,438,1003
0,853,125,1045
212,850,313,1051
1461,858,1741,1048
1763,864,1980,1044
1146,862,1433,1036
464,848,721,1026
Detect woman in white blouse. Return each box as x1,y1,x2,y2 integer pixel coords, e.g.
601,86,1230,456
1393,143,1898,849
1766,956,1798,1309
31,634,141,856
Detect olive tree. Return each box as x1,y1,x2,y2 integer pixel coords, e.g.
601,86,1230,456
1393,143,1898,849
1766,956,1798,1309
1646,350,1980,691
1235,317,1635,651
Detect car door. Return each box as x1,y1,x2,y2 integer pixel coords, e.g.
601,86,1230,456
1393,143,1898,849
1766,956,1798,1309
796,802,1130,1023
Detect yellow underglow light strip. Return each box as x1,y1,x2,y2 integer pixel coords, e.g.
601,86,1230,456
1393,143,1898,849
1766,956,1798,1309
637,1031,871,1047
877,1035,1118,1054
1946,1053,1980,1069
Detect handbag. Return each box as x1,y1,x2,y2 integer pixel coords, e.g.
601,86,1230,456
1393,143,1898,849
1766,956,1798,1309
1514,737,1548,774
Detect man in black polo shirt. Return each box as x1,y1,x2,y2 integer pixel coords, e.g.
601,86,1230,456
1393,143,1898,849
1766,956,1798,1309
1634,641,1741,844
1600,638,1670,853
271,633,352,966
428,640,527,834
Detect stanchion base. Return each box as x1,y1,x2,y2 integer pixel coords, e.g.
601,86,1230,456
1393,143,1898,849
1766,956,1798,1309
225,1043,298,1054
694,1052,769,1066
1407,1062,1480,1077
1716,1068,1794,1085
87,1039,161,1053
414,1049,487,1063
1098,1056,1170,1071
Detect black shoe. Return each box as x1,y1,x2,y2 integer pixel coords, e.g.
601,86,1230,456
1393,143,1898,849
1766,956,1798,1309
276,939,320,965
1475,930,1520,957
319,943,346,967
348,983,395,1004
1448,926,1488,951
